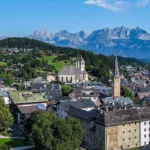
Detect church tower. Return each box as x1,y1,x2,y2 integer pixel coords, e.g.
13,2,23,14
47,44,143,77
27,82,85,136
76,56,85,72
113,56,121,98
80,56,85,72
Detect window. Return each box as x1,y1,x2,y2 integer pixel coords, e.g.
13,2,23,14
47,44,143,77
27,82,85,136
136,144,138,146
135,136,136,139
129,130,131,133
135,129,136,132
111,148,113,150
123,131,125,134
144,122,146,125
144,128,146,132
123,138,125,141
144,135,146,138
129,138,131,140
135,123,137,125
121,146,123,149
144,142,146,145
128,145,130,148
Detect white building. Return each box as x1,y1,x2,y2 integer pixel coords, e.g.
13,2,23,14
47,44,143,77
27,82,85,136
140,120,150,146
58,56,88,83
56,99,97,119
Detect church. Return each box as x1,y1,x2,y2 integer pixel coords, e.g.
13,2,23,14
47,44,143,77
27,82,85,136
58,56,88,83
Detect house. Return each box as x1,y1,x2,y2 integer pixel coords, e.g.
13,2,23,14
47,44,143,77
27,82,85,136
101,96,134,109
70,87,100,102
135,92,150,104
47,73,56,82
0,78,4,84
67,106,100,148
9,90,48,126
56,99,98,119
31,83,62,99
0,90,10,104
58,56,88,83
94,108,141,150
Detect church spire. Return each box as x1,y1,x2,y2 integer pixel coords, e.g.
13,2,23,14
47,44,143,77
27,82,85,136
114,56,120,78
113,56,121,98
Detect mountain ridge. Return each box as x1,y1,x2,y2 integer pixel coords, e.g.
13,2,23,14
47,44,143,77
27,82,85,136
1,26,150,58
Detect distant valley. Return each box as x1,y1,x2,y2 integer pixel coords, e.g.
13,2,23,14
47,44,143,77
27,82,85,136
1,26,150,59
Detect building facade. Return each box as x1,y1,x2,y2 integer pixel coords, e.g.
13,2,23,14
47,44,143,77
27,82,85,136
58,56,88,83
140,120,150,146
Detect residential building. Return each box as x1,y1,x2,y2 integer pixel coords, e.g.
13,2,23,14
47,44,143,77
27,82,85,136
47,73,56,82
9,90,48,125
56,99,98,119
67,106,100,148
31,83,62,99
69,87,100,102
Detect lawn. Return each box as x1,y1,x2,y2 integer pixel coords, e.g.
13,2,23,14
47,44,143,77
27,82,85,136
43,55,76,72
0,138,30,148
43,55,57,62
0,61,7,67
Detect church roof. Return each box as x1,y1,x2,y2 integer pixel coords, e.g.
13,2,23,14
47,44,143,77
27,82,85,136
82,70,88,74
59,66,81,75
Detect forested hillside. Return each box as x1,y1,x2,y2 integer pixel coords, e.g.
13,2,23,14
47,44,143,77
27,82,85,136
0,38,145,82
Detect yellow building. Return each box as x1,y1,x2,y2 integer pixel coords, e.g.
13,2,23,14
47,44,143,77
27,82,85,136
94,109,144,150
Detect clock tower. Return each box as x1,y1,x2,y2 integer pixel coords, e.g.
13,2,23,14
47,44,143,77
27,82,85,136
113,56,120,98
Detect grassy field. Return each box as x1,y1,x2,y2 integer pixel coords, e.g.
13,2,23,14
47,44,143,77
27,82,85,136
0,138,30,148
43,55,57,62
43,55,74,72
0,61,7,67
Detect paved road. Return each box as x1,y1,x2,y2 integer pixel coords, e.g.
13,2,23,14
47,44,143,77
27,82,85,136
10,145,34,150
0,135,26,139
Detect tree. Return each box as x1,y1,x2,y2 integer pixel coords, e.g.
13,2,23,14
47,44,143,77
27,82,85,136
0,99,14,131
121,86,135,101
61,85,72,96
26,111,83,150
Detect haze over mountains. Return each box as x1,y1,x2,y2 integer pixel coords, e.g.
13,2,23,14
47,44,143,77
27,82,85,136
1,26,150,58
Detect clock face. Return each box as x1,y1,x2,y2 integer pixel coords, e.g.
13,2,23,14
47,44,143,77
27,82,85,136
115,82,119,86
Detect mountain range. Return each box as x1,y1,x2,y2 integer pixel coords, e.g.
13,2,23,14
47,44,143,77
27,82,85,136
1,26,150,58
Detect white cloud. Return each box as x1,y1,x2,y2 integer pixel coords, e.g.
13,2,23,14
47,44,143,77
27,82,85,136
84,0,127,12
137,0,150,7
84,0,149,12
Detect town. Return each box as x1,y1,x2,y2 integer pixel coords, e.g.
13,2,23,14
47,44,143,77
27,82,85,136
0,44,150,150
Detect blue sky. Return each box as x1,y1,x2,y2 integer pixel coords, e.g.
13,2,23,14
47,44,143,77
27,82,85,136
0,0,150,36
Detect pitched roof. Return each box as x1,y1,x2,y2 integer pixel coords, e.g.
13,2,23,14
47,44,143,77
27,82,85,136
59,66,81,75
31,83,60,90
70,99,97,109
18,105,38,114
137,92,150,100
102,97,133,106
67,106,100,121
72,88,100,97
96,107,150,127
